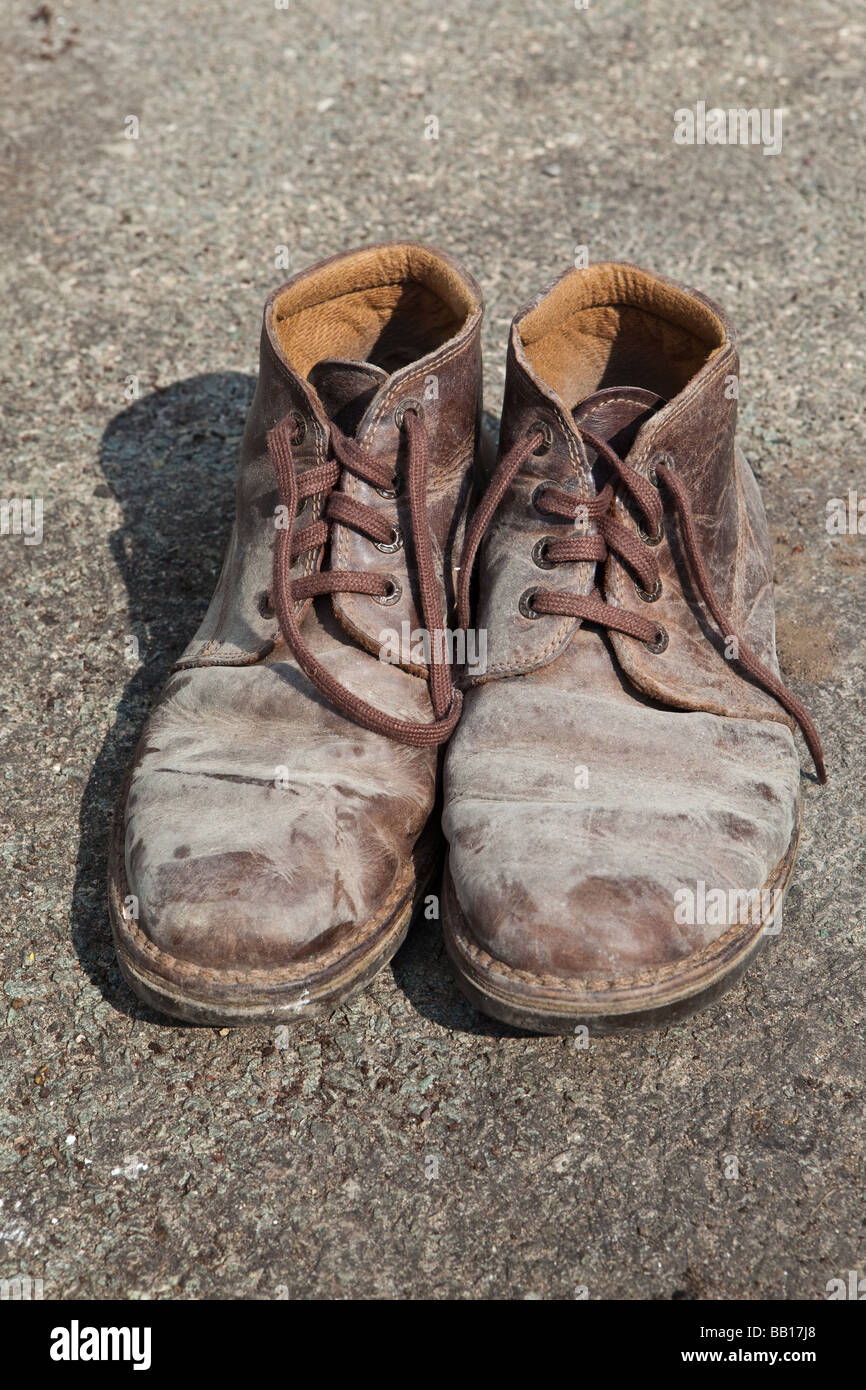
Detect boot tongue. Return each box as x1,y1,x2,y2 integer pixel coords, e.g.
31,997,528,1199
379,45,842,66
308,357,389,435
572,386,665,478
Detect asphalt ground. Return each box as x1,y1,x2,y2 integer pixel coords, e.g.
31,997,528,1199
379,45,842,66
0,0,863,1299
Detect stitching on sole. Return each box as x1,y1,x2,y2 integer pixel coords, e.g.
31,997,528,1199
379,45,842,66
443,816,799,999
109,796,431,989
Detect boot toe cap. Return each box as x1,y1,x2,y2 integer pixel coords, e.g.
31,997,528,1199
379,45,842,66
116,672,434,978
443,687,800,985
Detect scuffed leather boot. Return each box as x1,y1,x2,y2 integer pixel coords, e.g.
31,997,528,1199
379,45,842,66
110,243,483,1023
443,262,825,1032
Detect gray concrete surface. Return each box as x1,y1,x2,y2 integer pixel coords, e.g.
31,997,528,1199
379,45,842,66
0,0,863,1300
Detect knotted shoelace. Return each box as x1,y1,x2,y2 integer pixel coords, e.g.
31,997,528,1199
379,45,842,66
266,408,461,747
458,425,826,782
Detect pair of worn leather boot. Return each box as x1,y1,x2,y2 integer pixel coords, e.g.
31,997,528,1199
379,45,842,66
109,243,824,1031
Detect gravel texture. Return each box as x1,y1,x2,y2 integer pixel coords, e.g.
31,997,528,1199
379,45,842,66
0,0,862,1300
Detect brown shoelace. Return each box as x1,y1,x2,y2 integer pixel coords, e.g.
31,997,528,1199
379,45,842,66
458,425,827,782
266,408,461,747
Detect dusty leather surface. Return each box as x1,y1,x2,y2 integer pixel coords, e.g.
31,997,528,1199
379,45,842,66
175,246,483,675
330,323,480,667
120,243,482,975
444,625,800,980
174,314,335,668
446,263,803,985
606,350,789,726
471,323,598,676
125,605,438,970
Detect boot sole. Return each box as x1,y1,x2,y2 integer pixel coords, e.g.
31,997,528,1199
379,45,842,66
108,796,439,1027
441,812,800,1034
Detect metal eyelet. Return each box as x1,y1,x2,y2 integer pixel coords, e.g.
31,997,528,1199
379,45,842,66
518,589,543,619
531,537,557,570
373,576,402,606
258,591,275,619
394,399,423,429
531,481,556,514
644,624,669,653
637,520,664,546
647,452,674,487
287,410,307,445
531,420,554,454
634,577,662,603
374,524,403,554
376,470,403,499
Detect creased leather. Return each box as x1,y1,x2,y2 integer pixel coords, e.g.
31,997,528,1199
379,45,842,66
444,262,803,990
174,318,333,668
445,626,799,978
330,323,481,669
127,606,438,969
120,243,482,977
471,323,596,677
607,344,788,726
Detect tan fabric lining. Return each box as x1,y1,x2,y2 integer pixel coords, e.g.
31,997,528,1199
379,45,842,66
271,243,479,378
520,263,728,407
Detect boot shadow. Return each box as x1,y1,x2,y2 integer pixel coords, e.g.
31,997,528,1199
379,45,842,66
391,897,532,1038
71,372,256,1020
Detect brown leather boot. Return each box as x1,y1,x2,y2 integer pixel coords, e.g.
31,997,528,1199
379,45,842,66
110,243,483,1024
443,262,825,1033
